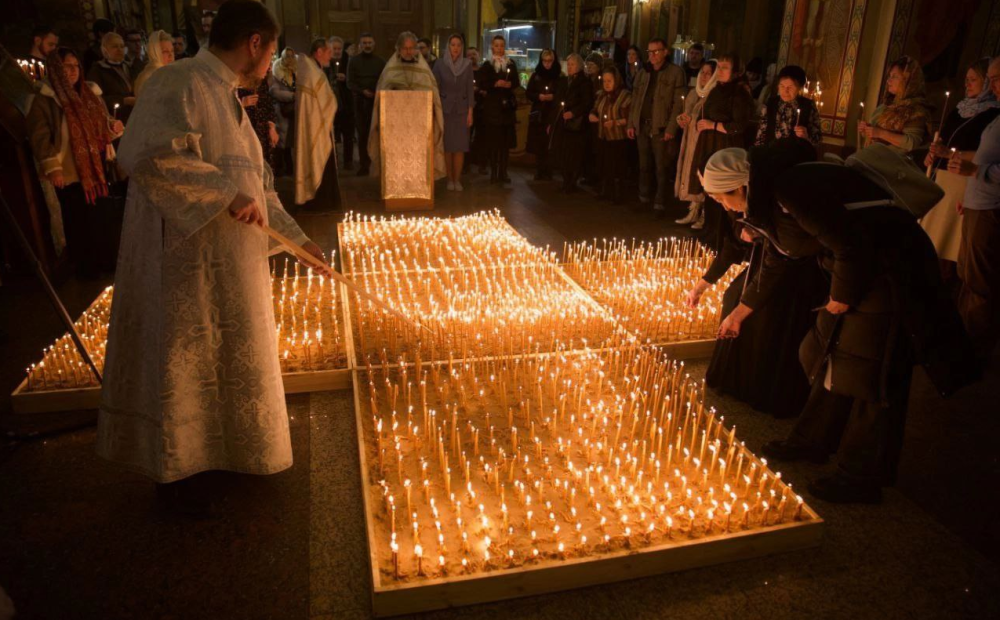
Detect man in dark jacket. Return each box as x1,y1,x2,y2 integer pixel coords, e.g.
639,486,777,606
626,38,686,218
327,36,355,170
347,32,385,176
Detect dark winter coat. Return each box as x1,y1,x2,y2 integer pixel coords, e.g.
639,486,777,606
525,70,564,155
689,80,757,194
477,59,521,127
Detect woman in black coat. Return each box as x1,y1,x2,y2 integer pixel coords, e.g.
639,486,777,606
478,35,521,184
701,147,974,503
689,52,756,244
687,139,827,419
551,53,594,193
525,49,563,180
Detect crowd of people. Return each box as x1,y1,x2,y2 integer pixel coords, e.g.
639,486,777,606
16,1,1000,506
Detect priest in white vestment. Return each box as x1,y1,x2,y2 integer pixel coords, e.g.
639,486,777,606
367,31,446,180
97,1,326,484
294,38,341,210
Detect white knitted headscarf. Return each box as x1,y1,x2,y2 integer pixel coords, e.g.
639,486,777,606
701,148,750,193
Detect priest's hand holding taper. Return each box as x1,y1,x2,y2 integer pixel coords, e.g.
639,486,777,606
228,192,263,225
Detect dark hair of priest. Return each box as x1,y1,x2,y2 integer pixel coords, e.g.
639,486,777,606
208,0,280,51
309,37,327,55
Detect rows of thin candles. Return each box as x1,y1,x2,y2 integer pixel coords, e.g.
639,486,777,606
23,287,113,391
562,238,739,343
272,257,347,372
23,261,348,391
339,210,554,276
365,343,809,582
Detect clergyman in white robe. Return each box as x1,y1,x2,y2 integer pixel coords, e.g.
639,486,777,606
97,48,313,483
293,52,339,207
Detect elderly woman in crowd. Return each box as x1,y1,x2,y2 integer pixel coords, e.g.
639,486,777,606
754,65,822,147
694,146,972,503
589,66,631,203
526,49,563,181
270,48,297,176
86,32,135,124
432,33,476,191
675,60,718,227
133,30,175,97
921,58,1000,267
551,53,594,193
689,51,757,236
859,56,930,153
687,140,826,419
27,48,123,277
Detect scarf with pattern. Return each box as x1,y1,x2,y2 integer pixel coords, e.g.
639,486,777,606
46,51,110,203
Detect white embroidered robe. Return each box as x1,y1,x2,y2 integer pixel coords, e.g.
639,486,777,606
97,50,310,482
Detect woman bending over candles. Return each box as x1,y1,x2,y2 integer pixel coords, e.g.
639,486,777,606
697,148,973,503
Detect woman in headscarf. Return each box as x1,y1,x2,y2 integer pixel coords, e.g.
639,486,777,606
27,48,123,277
754,65,822,147
589,66,631,203
133,30,175,97
86,32,135,125
696,147,973,503
921,58,1000,267
624,45,641,92
526,49,563,181
432,33,476,191
686,140,826,419
859,56,931,153
477,35,521,184
674,60,718,228
689,51,757,237
270,48,297,176
551,53,594,193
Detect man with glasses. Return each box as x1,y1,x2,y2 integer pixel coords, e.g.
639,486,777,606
347,33,385,176
627,37,687,218
949,57,1000,363
124,29,147,75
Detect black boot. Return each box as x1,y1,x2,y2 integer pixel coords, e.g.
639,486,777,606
807,475,882,504
488,152,498,184
761,440,829,464
499,150,511,184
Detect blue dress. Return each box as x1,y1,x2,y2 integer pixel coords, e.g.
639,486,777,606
432,58,475,153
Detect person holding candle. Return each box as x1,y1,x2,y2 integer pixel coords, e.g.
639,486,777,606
858,56,930,154
478,35,521,185
526,49,563,181
686,145,975,502
26,47,124,278
688,52,757,236
327,36,355,171
551,53,593,193
626,37,687,218
97,0,326,505
754,65,822,147
921,58,1000,268
589,66,632,203
432,33,476,191
624,45,641,92
948,57,1000,364
675,60,718,227
87,32,136,126
133,30,176,98
686,140,826,419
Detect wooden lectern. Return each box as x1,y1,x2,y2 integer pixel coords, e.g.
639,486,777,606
379,90,434,211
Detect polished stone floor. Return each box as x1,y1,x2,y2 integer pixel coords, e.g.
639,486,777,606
1,161,999,619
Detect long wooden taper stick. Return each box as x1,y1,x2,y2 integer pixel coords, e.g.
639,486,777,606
260,223,428,334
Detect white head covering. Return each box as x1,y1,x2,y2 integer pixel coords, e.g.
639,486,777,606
144,30,170,69
701,148,750,193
